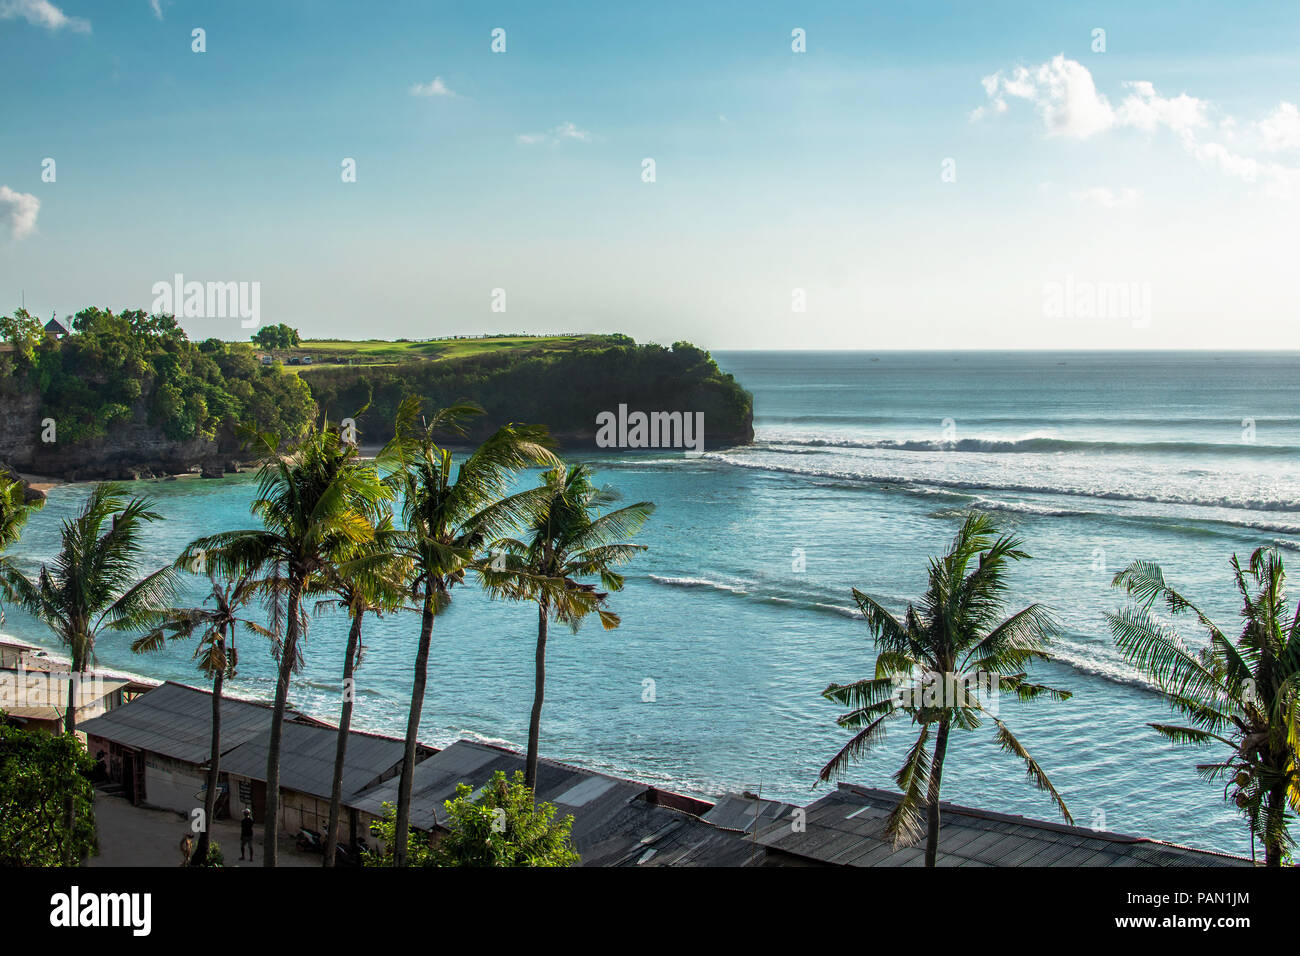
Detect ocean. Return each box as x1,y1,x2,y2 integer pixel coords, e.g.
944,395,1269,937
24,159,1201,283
6,350,1296,856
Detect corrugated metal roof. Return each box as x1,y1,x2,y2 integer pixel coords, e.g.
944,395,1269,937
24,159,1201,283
702,792,799,834
351,740,642,835
0,677,129,721
78,681,321,765
219,719,409,806
349,739,740,866
588,800,764,867
752,784,1251,867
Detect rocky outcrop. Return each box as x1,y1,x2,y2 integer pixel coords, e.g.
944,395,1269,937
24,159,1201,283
0,391,235,482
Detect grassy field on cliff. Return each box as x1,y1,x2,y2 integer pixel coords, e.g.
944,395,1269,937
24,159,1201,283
267,334,631,373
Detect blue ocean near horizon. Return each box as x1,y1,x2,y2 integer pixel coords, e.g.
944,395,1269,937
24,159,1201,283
6,350,1298,857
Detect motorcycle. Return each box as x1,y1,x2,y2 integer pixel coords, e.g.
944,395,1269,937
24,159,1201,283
295,826,323,853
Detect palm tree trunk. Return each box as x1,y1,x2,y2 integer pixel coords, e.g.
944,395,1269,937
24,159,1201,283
394,589,435,866
63,649,82,866
924,717,952,867
525,600,548,793
323,612,364,868
193,650,224,866
1264,782,1286,867
263,580,302,867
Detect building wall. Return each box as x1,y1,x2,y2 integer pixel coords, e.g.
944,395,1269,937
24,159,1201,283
225,773,383,853
142,753,208,817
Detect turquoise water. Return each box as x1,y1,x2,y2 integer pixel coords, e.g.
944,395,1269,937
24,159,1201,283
7,351,1297,856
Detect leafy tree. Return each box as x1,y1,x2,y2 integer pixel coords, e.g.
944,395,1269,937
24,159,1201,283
132,569,273,866
5,482,178,864
179,423,388,866
0,722,98,866
1107,547,1300,866
316,514,411,867
12,306,312,445
251,324,300,350
365,772,579,867
819,513,1073,866
0,473,43,620
432,771,579,866
7,483,177,739
376,397,558,864
0,308,46,364
485,464,652,791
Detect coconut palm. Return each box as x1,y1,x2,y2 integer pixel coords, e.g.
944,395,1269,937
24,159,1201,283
180,423,388,867
819,512,1073,866
132,569,273,866
315,515,411,867
1107,547,1300,866
485,464,653,792
0,474,43,624
377,397,558,865
6,482,178,864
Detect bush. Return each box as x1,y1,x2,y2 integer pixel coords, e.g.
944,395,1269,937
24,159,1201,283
365,772,580,867
0,720,99,865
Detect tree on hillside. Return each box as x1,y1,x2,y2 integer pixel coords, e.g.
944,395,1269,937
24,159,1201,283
251,324,300,350
0,309,46,364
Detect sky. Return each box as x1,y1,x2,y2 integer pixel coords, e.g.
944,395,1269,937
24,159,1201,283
2,0,1299,350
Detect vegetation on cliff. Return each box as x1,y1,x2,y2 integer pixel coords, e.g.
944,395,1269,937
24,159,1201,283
306,339,753,446
0,310,752,467
0,307,314,446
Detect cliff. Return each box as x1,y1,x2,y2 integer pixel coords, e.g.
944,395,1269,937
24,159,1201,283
305,341,755,449
0,318,754,482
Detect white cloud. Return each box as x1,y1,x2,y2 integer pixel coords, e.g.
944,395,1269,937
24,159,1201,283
973,55,1300,197
0,0,90,32
0,186,40,240
410,76,455,98
1115,81,1209,133
973,56,1115,138
1256,102,1300,152
516,121,592,145
149,0,162,20
1070,186,1140,208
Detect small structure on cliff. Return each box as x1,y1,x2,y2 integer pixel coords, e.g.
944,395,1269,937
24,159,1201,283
44,317,69,341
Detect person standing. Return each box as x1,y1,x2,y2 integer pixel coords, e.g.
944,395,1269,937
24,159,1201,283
240,808,255,862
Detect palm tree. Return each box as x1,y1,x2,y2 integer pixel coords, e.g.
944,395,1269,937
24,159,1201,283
377,397,558,865
6,482,178,864
485,464,653,792
181,424,388,866
315,514,411,867
0,474,43,623
819,512,1073,866
1107,547,1300,866
132,569,273,866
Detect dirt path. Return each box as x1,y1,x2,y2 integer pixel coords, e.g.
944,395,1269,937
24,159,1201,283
88,792,319,868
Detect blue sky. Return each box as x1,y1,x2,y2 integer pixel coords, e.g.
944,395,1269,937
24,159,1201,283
2,0,1299,348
